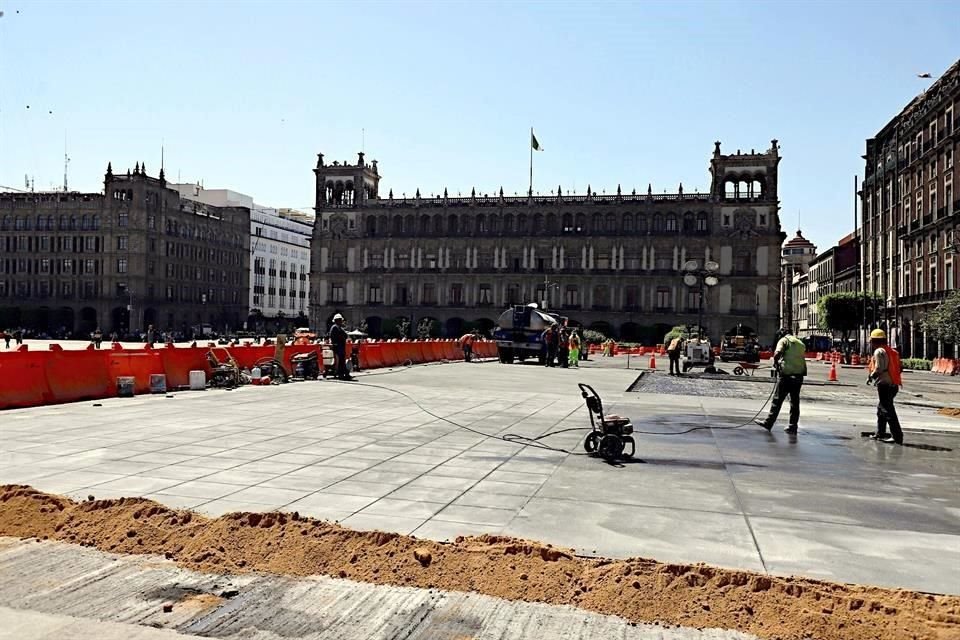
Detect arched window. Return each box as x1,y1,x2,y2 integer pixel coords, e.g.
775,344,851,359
476,214,486,234
504,214,515,233
532,213,543,234
575,213,585,233
433,215,443,234
366,216,377,236
546,213,558,234
697,212,708,232
392,215,403,235
683,212,695,233
517,214,528,233
623,213,635,233
69,215,77,230
606,213,616,234
653,215,664,232
637,215,648,233
447,214,458,235
592,213,603,234
666,215,678,232
404,214,415,235
419,215,430,235
489,214,500,234
562,213,573,234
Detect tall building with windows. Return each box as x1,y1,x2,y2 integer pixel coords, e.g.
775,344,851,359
171,185,312,326
861,58,959,358
311,142,785,342
0,164,249,336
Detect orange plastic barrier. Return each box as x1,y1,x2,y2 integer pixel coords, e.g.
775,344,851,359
44,348,114,404
380,342,402,367
445,341,461,360
0,350,54,409
104,347,166,395
159,345,214,388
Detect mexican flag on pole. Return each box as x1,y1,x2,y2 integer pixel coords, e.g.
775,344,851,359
531,129,542,151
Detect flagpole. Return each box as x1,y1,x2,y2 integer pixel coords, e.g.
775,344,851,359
529,127,534,197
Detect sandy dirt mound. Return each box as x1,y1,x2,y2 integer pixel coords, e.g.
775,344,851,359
1,485,958,640
938,407,960,419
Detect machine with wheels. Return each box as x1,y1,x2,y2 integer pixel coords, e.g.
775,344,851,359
579,383,635,461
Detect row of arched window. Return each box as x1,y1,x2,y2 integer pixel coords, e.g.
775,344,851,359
363,211,711,237
0,214,101,232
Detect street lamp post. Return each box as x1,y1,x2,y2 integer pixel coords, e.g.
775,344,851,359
540,273,560,312
681,259,720,341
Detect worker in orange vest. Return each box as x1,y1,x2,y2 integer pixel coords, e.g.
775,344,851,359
866,329,903,445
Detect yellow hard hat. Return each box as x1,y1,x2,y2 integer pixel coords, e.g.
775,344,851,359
870,329,886,340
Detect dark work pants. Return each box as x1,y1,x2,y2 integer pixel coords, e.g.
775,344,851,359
334,346,348,379
546,345,557,366
669,352,680,374
876,383,903,443
765,375,803,427
558,347,569,368
463,345,472,362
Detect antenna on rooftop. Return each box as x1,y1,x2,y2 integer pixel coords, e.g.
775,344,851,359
361,127,365,154
63,134,70,192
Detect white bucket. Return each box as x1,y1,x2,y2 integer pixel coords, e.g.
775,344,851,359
188,370,206,390
251,366,262,378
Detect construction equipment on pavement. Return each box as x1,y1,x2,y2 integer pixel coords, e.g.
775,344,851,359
579,383,635,462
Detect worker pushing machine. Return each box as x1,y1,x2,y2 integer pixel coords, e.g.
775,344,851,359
865,329,904,445
755,327,806,434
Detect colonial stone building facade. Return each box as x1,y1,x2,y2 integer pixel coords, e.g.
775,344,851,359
310,142,785,343
861,58,959,358
0,164,250,337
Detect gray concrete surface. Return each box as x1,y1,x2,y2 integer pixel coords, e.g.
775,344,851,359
0,537,757,640
1,359,959,596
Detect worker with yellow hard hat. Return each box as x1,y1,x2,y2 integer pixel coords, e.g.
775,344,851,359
866,328,903,445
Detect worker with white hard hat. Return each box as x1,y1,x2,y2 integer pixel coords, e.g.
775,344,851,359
329,313,354,381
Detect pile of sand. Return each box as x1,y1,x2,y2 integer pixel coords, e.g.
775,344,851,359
938,407,960,419
1,485,958,640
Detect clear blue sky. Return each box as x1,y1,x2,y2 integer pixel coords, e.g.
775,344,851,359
1,0,957,251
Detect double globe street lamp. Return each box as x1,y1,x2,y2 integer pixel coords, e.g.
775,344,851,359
682,259,720,341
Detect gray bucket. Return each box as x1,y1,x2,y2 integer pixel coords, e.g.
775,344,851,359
117,376,136,398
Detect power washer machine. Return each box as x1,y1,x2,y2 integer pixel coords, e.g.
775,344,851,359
579,383,635,462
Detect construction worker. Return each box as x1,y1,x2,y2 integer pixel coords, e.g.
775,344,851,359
667,334,684,376
459,331,475,362
329,314,354,381
542,325,558,367
866,329,903,444
755,327,807,433
568,330,581,367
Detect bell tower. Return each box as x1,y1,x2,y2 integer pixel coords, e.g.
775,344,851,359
313,151,380,211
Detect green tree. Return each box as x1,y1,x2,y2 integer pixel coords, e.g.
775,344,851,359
922,291,960,344
817,291,883,352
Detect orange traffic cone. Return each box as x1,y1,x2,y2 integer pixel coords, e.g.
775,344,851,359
649,353,656,369
828,362,838,382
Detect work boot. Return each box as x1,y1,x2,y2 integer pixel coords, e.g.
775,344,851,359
754,419,772,431
784,425,798,434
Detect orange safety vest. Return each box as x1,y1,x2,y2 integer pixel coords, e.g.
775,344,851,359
869,345,902,386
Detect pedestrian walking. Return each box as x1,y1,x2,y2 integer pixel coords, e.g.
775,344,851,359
2,329,9,349
866,329,903,445
755,327,807,433
568,330,581,367
667,335,684,376
13,328,23,345
329,314,354,381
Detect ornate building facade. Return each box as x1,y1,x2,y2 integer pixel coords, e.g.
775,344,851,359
861,58,959,358
310,142,785,343
0,164,250,337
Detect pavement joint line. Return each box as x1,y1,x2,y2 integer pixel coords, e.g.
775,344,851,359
266,393,545,517
701,398,769,574
69,400,441,502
